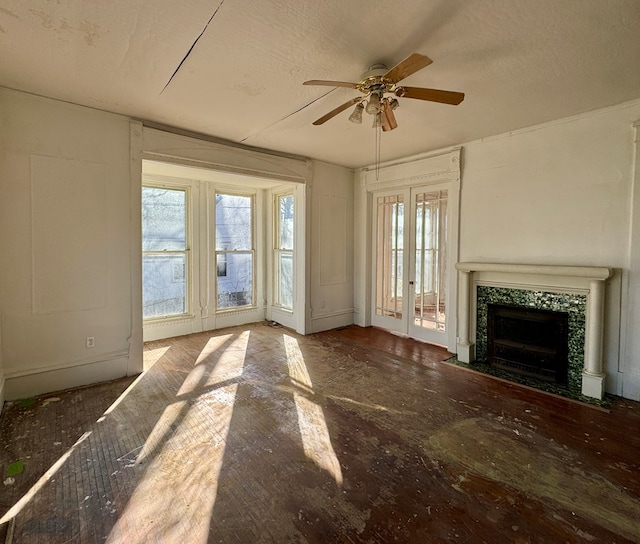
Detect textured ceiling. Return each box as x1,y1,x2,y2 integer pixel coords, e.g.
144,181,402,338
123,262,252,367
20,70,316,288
1,0,640,168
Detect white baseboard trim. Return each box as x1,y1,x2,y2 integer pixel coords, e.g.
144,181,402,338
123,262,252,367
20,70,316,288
621,371,640,401
310,309,353,333
0,375,5,416
4,352,131,401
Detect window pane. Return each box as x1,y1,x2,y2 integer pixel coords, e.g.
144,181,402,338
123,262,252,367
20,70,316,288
278,194,294,250
216,194,252,250
279,252,294,309
143,254,186,318
142,187,186,251
413,190,447,331
375,195,404,318
217,253,253,308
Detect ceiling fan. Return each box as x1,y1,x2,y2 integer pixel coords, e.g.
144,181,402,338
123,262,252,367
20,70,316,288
303,53,464,131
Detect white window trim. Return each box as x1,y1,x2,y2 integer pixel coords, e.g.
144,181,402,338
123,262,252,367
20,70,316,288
142,181,194,323
272,189,295,312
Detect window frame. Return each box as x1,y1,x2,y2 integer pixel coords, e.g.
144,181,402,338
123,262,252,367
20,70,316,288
141,182,192,322
273,190,295,311
214,189,257,313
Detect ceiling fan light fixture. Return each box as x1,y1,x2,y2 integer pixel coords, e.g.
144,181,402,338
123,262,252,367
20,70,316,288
389,98,399,110
372,112,382,128
365,92,381,114
348,102,364,124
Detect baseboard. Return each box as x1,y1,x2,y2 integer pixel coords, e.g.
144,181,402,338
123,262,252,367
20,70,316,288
0,375,5,417
310,309,353,333
4,354,130,401
621,371,640,401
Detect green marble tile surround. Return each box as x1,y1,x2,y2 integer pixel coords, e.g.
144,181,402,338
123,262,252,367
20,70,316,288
475,285,587,394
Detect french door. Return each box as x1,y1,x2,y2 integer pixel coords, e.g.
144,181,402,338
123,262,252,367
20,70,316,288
371,184,451,347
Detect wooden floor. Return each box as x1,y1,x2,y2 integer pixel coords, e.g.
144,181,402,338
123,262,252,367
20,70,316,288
1,322,640,543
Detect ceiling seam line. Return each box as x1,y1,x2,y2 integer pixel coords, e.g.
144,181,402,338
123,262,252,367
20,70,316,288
239,89,337,143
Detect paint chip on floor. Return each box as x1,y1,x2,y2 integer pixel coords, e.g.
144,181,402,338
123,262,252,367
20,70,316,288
7,459,24,477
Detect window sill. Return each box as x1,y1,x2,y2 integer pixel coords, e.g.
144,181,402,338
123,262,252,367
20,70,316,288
143,313,195,326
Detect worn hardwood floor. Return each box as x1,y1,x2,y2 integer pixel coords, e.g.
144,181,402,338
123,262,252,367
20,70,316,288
1,322,640,543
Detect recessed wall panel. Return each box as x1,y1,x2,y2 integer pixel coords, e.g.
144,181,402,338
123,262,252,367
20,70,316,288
31,155,108,314
319,195,347,286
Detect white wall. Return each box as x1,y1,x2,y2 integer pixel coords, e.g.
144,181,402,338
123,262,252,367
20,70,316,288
307,161,354,333
0,88,141,400
459,105,638,267
0,321,4,410
458,100,640,399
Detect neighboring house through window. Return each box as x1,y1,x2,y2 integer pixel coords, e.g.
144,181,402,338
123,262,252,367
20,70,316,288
142,185,189,320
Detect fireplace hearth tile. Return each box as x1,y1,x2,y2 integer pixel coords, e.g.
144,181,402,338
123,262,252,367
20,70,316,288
476,286,586,394
445,356,614,408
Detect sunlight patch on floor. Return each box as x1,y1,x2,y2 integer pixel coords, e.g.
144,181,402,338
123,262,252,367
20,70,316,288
177,333,247,397
106,332,249,544
284,334,343,486
143,345,171,371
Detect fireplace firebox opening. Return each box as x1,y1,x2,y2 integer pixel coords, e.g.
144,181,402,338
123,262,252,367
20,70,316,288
487,304,569,385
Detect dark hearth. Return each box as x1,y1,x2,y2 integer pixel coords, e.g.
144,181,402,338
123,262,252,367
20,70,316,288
487,304,569,385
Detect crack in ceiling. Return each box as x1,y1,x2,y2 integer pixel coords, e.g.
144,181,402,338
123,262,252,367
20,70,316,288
239,88,338,144
161,0,226,94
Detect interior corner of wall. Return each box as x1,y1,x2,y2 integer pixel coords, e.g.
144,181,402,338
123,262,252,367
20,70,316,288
0,376,5,417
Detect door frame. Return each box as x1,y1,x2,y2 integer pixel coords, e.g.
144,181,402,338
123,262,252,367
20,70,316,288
406,183,454,346
355,148,461,353
370,188,410,333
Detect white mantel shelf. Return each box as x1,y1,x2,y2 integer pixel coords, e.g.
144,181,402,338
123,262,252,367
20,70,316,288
455,262,612,280
455,262,613,400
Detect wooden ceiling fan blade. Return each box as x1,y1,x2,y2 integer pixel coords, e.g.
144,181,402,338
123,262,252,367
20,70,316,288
395,86,465,105
303,80,358,89
382,104,398,131
384,53,433,84
312,97,363,125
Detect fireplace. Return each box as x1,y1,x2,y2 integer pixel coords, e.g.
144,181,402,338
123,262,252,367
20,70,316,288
454,262,612,399
487,304,568,385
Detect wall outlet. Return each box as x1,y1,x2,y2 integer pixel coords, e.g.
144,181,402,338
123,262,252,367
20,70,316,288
86,336,95,348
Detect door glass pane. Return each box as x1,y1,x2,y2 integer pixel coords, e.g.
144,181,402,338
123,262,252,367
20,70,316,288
414,190,447,331
375,194,404,318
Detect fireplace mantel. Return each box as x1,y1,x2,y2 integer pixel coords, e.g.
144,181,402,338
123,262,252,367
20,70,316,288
455,262,613,399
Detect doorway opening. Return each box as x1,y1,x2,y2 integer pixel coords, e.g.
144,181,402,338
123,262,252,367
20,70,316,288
370,182,457,351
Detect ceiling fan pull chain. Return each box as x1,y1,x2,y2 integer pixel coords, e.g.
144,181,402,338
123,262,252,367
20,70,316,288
375,120,381,180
